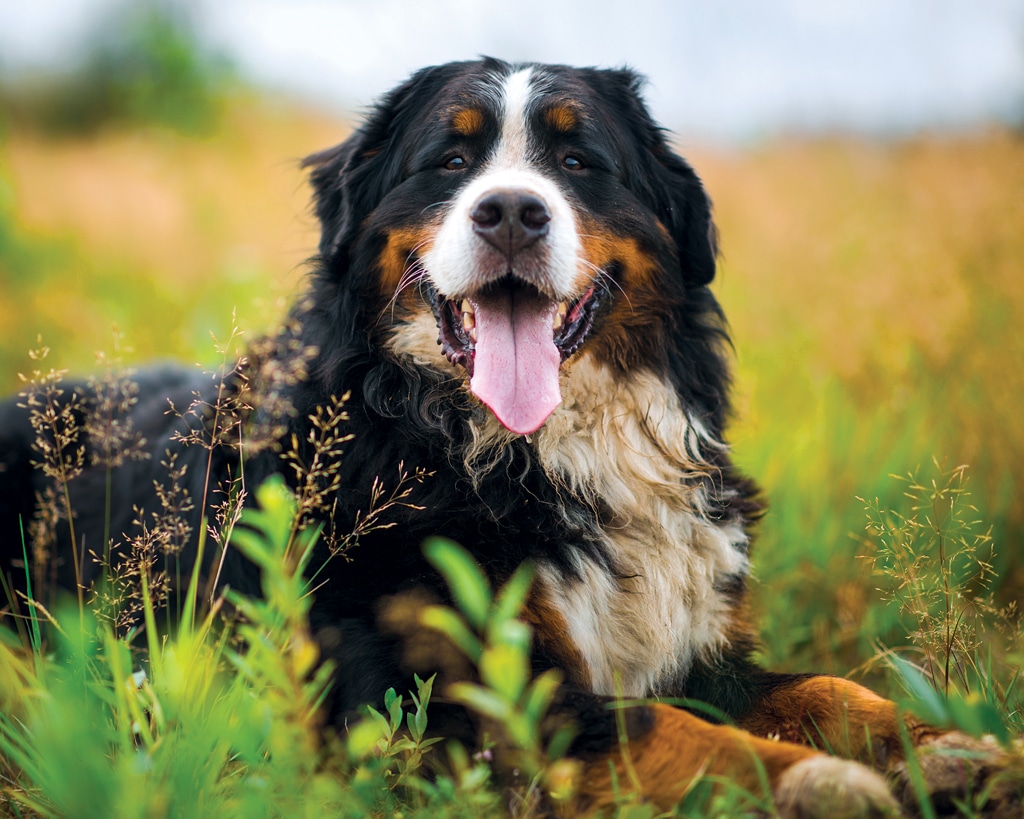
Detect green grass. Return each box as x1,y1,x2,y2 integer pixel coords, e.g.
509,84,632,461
2,471,1019,817
700,133,1024,685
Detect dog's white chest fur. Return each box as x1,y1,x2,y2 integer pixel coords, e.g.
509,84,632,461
533,357,749,697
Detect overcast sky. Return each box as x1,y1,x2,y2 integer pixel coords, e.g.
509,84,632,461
2,0,1022,142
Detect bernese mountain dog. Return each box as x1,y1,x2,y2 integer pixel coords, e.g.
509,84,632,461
0,58,1015,816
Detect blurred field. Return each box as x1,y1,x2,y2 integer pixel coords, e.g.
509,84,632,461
692,132,1024,676
1,97,1022,689
0,96,345,371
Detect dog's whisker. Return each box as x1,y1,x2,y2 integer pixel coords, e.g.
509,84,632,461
380,264,429,323
577,259,632,312
421,200,455,214
576,231,615,246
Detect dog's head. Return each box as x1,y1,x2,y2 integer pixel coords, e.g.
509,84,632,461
305,58,719,435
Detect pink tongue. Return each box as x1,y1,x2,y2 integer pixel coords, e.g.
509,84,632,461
469,290,561,435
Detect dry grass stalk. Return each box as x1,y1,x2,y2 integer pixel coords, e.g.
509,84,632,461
17,340,85,605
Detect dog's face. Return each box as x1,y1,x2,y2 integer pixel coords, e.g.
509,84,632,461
306,58,718,435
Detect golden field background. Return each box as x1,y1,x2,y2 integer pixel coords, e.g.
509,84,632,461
1,97,1022,682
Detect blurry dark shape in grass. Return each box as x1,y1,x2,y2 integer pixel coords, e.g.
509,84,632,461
0,0,236,136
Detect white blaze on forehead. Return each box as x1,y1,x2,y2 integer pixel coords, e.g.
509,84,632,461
493,67,536,169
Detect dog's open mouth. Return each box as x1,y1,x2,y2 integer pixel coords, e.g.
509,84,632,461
433,277,599,435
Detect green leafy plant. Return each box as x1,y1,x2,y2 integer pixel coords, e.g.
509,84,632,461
0,476,348,817
363,674,443,790
890,656,1010,747
420,538,576,803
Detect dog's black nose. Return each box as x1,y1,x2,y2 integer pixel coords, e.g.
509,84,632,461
470,190,551,255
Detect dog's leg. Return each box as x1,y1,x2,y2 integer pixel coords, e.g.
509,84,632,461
572,701,898,817
737,674,917,764
373,591,898,816
737,674,1022,813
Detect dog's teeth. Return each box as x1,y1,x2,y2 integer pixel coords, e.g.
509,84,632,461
553,302,567,332
460,300,477,341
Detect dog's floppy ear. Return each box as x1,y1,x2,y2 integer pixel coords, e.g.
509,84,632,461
596,68,718,288
647,143,718,288
303,96,409,264
302,134,366,261
303,62,472,269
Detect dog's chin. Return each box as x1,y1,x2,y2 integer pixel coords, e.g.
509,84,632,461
433,277,600,435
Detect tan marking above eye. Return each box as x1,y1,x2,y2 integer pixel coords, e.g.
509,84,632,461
452,108,485,136
545,105,578,133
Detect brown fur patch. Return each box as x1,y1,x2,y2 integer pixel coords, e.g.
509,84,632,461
578,228,659,288
452,107,485,137
377,226,435,301
521,585,592,690
576,223,672,371
574,703,817,814
738,676,939,767
544,105,578,133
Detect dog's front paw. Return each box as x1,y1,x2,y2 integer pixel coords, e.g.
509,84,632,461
891,732,1023,817
775,755,901,818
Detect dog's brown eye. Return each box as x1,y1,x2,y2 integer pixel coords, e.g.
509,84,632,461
562,156,583,170
445,156,467,170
